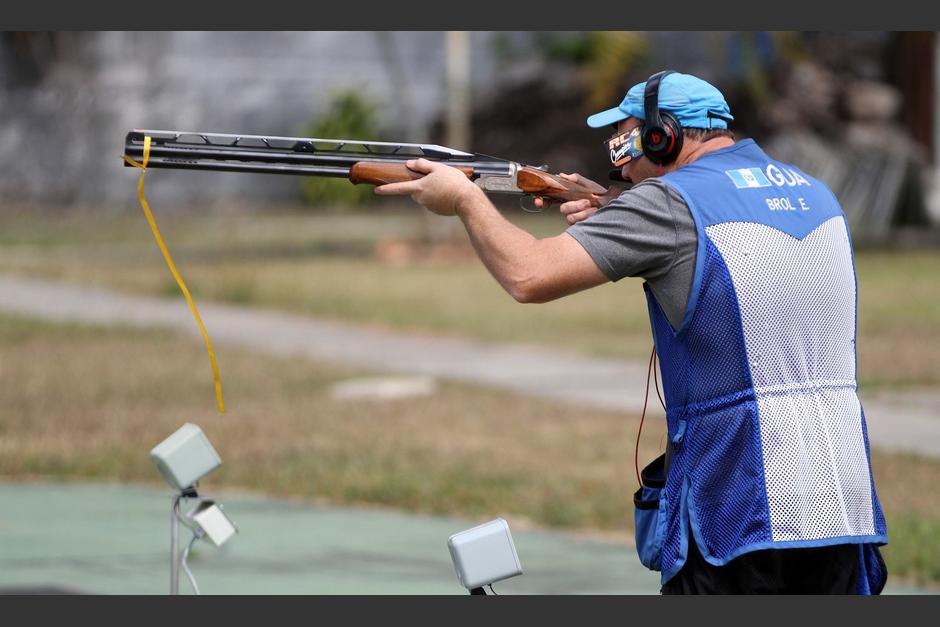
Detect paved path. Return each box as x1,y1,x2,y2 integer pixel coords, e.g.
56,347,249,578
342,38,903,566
0,275,937,457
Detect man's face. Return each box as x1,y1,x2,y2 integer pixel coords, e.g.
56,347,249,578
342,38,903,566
616,117,661,185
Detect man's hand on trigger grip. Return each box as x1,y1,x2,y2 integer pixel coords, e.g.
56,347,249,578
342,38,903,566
560,199,599,225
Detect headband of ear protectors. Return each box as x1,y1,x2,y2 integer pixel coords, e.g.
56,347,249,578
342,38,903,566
642,70,684,165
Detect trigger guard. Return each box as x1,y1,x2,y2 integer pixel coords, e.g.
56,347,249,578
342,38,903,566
520,195,544,213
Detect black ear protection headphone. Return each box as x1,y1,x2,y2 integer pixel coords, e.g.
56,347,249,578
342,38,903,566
641,70,683,166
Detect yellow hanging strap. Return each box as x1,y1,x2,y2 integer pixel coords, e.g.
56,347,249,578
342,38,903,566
124,136,226,414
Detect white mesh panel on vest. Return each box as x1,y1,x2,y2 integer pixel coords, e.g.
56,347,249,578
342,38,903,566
706,217,875,541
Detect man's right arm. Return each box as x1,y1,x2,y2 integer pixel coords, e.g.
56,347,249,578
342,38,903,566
455,188,609,303
374,159,610,304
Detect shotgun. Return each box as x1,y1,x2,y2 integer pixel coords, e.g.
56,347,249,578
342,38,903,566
123,130,626,208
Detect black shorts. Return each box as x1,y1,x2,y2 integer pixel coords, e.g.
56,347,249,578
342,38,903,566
660,535,886,595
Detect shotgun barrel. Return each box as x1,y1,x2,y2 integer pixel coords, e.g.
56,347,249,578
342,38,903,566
123,129,623,206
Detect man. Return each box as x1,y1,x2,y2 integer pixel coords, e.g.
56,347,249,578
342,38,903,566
375,71,888,594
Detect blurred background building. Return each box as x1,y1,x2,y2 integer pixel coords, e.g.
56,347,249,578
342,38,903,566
0,31,937,241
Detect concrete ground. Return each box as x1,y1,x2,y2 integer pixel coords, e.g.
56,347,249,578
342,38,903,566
0,482,929,595
0,482,661,595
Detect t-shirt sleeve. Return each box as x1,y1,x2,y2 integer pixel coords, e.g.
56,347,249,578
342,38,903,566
565,179,681,283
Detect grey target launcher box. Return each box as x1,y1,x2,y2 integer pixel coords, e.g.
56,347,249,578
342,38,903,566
447,518,523,590
150,423,222,491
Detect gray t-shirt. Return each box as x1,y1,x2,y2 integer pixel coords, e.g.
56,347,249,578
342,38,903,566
565,179,697,330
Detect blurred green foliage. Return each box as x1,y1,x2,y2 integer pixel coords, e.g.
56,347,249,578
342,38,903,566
529,32,649,112
533,32,598,65
584,32,648,112
299,91,384,208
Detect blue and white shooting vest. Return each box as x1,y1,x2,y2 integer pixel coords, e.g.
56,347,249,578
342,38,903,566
647,139,887,585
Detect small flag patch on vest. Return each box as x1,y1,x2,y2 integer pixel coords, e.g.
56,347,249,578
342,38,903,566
726,168,772,188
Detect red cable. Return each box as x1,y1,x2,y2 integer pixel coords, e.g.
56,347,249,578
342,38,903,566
635,346,656,488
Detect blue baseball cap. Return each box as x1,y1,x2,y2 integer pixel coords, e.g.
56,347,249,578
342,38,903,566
587,72,734,130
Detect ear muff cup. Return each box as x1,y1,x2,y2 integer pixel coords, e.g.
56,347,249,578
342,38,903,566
641,70,683,166
642,110,683,165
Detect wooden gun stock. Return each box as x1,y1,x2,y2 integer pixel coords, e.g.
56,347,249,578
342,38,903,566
350,162,473,186
516,166,622,206
349,161,624,207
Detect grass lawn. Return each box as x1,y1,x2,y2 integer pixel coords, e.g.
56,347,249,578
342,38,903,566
1,207,938,390
0,313,938,587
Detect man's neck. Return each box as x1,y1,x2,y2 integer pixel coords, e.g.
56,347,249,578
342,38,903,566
673,137,736,170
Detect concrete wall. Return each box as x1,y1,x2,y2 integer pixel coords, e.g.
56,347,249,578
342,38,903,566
0,31,505,207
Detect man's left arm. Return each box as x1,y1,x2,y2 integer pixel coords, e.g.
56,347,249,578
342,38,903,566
375,159,608,303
